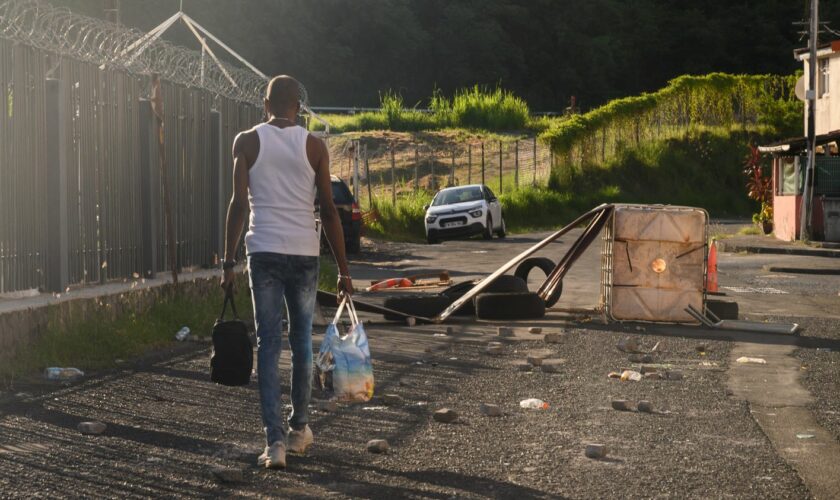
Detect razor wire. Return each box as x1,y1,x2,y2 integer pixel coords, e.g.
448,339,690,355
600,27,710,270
0,0,301,106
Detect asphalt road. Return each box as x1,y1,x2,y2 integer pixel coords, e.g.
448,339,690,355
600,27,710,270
0,228,838,498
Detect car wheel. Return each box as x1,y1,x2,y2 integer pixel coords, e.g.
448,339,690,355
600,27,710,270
426,232,439,244
475,292,546,320
483,215,493,239
496,216,506,238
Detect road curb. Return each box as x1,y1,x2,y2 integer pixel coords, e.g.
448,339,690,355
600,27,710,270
764,265,840,275
717,241,840,259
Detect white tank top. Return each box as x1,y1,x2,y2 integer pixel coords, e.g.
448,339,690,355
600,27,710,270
244,123,319,256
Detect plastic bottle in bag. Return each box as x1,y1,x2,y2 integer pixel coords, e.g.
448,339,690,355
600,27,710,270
44,367,84,381
519,398,549,409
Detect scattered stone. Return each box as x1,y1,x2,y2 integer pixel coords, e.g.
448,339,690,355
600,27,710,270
382,394,403,405
398,378,413,387
523,466,537,473
620,370,642,382
651,341,662,352
637,400,654,413
315,400,339,412
211,466,245,483
433,408,459,423
736,356,766,364
480,403,503,417
696,344,708,353
796,433,816,439
540,359,565,373
585,444,607,459
628,353,653,363
639,365,657,374
611,399,634,411
607,371,622,379
725,388,735,396
644,372,663,380
528,327,543,334
514,361,533,372
445,326,455,336
616,338,641,353
497,326,515,337
77,421,107,435
527,350,552,366
486,342,504,355
665,370,684,381
406,316,416,327
366,439,390,453
544,333,564,344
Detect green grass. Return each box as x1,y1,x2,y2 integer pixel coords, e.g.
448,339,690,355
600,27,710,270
311,86,531,133
366,190,434,242
1,262,338,383
737,225,762,236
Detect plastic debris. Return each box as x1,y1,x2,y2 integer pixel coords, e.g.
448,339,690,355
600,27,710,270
736,356,767,364
44,367,84,381
796,433,816,439
175,326,191,341
637,400,654,413
519,398,549,409
620,370,642,382
611,399,634,411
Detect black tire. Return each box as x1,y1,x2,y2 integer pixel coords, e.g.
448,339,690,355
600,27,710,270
496,216,506,238
426,233,439,244
475,292,546,320
483,215,493,239
383,294,453,321
514,257,556,286
441,275,528,299
706,299,739,320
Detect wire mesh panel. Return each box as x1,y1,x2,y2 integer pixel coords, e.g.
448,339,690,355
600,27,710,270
0,39,48,293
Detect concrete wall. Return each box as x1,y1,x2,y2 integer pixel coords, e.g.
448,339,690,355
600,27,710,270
803,52,840,135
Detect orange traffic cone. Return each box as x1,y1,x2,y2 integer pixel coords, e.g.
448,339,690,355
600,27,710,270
706,240,718,293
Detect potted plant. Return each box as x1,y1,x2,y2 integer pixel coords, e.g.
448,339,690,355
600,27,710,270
752,201,773,234
743,145,773,235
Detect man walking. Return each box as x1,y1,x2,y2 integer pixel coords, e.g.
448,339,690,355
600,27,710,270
220,76,353,469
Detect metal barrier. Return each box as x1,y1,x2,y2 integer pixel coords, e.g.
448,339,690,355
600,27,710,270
0,34,261,294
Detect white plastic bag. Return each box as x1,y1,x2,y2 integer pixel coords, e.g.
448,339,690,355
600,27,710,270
315,298,374,402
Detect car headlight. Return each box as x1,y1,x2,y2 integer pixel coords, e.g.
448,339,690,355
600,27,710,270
426,215,438,223
469,209,483,218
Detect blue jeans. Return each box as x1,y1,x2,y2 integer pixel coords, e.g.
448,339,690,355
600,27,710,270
248,252,319,446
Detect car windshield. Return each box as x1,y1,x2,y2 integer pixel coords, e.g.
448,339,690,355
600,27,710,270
432,186,482,206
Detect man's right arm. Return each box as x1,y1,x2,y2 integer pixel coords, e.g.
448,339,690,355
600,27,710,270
220,131,254,291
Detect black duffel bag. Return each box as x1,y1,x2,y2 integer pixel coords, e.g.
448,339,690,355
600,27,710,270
210,290,253,386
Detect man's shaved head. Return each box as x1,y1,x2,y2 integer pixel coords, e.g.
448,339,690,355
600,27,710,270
265,75,301,116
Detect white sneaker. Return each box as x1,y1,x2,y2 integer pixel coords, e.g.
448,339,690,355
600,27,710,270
257,441,286,469
287,425,314,455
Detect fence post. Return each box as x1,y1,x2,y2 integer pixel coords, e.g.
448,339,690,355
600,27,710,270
498,140,503,194
139,99,159,279
481,142,485,185
414,147,419,190
532,136,537,186
429,154,435,190
514,140,519,189
364,144,373,209
390,145,396,205
353,140,360,201
45,78,68,293
450,149,456,185
468,143,472,184
209,109,222,267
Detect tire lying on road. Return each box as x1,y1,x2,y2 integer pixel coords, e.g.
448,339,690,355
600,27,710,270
475,292,546,320
441,275,530,316
383,294,453,321
513,257,564,307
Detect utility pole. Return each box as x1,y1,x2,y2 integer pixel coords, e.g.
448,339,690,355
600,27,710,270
801,0,818,241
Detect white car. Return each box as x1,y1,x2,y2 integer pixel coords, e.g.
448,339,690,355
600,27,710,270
423,184,506,244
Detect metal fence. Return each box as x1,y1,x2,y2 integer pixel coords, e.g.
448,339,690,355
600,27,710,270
0,35,260,294
331,137,552,208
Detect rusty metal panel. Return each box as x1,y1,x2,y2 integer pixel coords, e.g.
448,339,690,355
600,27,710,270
602,204,708,323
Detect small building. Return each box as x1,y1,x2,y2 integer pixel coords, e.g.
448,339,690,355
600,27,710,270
757,43,840,242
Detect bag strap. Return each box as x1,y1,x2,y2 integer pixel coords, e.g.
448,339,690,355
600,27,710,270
219,287,239,320
332,297,359,326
